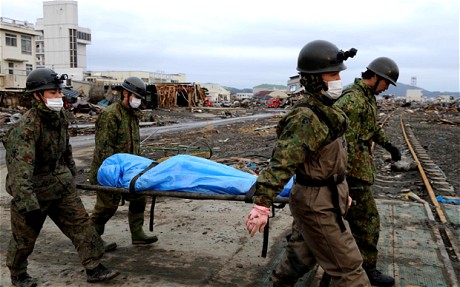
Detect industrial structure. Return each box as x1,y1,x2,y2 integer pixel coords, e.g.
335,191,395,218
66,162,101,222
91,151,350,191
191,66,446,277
34,0,91,80
0,0,292,109
0,0,198,109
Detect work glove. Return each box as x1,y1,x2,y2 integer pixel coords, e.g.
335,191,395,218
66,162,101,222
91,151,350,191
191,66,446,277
246,204,271,237
383,142,401,162
24,209,45,231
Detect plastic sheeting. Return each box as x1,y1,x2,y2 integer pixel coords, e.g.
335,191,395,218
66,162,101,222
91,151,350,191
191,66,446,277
97,153,292,197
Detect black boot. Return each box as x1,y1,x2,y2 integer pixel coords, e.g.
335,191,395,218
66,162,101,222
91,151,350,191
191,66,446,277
365,268,395,286
319,272,331,287
11,272,37,287
86,263,120,283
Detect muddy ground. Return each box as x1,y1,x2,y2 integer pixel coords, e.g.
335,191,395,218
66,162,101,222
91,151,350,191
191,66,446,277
0,104,459,286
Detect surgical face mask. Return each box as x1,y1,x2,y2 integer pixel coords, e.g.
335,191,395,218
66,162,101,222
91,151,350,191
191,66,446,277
129,97,142,109
45,97,64,112
322,80,343,100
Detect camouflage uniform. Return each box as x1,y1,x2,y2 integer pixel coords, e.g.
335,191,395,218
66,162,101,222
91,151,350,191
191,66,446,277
3,99,104,276
255,94,369,286
89,101,147,230
334,78,392,270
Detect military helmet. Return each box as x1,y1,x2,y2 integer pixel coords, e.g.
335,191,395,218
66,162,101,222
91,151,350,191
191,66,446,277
122,77,147,100
367,57,399,86
297,40,357,74
26,68,67,93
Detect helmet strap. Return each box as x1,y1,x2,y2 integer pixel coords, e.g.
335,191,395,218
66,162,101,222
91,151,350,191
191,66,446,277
372,77,381,93
35,91,47,106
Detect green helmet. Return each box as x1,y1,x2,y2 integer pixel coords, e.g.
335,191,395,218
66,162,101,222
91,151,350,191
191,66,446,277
297,40,357,73
26,68,68,93
122,77,147,100
367,57,399,86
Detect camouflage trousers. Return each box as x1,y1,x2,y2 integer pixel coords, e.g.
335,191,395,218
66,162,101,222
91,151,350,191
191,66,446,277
7,185,104,276
91,188,147,229
346,178,380,269
272,184,370,287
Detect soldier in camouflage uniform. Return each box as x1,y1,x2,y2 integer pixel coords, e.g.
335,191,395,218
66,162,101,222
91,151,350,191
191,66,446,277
89,76,158,252
245,40,370,287
2,68,119,287
327,57,401,287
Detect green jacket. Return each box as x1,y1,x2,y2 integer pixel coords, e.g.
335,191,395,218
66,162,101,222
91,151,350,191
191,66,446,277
254,94,349,207
3,99,76,212
89,101,142,184
334,78,390,184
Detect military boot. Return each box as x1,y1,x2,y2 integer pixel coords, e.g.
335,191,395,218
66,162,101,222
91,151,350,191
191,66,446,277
94,223,117,252
11,272,37,287
365,268,395,286
86,263,120,283
319,272,331,287
128,211,158,245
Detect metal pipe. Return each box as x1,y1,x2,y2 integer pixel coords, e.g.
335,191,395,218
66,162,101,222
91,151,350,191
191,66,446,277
76,184,290,203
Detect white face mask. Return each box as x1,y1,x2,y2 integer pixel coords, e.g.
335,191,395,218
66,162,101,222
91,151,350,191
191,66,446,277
323,80,343,100
45,98,64,112
129,97,142,109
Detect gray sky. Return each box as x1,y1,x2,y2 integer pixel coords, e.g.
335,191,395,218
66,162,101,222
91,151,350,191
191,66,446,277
3,0,459,92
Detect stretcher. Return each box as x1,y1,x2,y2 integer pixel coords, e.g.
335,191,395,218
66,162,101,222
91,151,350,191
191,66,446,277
76,153,292,257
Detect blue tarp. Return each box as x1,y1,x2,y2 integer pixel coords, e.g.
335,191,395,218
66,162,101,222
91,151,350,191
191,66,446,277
436,195,460,205
97,153,292,197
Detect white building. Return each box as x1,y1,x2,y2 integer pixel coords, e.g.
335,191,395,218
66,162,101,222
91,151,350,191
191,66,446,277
233,92,253,101
0,17,42,92
406,89,423,102
201,83,230,102
35,0,91,81
286,74,303,95
1,0,189,101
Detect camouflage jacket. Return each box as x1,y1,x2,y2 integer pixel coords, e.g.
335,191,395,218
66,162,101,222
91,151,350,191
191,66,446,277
334,78,390,184
2,99,76,212
89,101,142,184
253,94,349,207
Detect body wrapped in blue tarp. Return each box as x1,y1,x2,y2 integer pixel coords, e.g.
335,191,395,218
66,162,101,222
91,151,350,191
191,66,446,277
97,153,292,197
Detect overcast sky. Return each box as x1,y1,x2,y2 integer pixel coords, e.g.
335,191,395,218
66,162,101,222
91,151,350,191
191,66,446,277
2,0,459,92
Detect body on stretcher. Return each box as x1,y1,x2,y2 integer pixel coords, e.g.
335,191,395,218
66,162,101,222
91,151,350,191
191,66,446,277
76,153,293,258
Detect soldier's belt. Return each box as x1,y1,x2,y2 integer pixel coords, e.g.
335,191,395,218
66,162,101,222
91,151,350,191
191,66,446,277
294,173,347,233
294,173,345,186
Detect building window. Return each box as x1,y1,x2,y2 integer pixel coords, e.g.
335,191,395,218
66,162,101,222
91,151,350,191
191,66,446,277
21,35,32,54
77,31,91,41
6,33,17,46
26,64,33,75
69,29,77,68
8,63,14,75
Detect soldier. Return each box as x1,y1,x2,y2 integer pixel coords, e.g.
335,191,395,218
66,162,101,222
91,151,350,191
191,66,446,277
323,57,401,287
245,40,370,286
89,76,158,252
3,68,119,287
